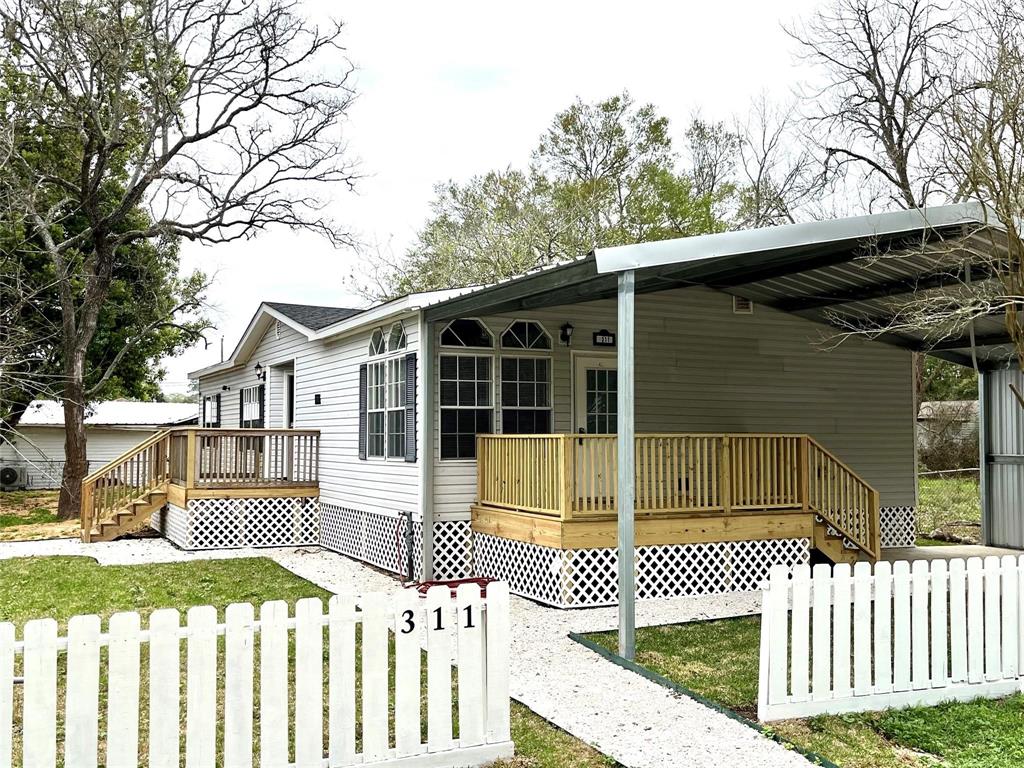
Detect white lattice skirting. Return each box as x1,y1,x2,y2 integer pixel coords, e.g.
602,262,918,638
880,505,917,548
319,502,427,580
150,497,319,550
474,533,811,608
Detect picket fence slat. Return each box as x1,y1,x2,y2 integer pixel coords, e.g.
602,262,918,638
328,594,356,764
295,597,325,767
760,558,1024,722
224,602,255,768
0,624,12,768
65,615,100,768
260,600,289,767
426,585,454,753
108,611,142,768
148,609,180,768
4,585,513,768
23,618,57,768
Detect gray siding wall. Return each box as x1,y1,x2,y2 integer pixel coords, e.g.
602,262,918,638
432,285,917,518
196,314,424,519
982,367,1024,548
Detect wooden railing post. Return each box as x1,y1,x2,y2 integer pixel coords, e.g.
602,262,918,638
476,436,485,505
185,429,197,489
80,480,93,543
559,435,574,521
720,436,732,516
799,436,810,513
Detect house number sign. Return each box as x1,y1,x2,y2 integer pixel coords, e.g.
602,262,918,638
592,329,616,347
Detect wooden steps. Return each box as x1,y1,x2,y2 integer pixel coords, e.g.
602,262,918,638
812,515,861,565
89,487,168,543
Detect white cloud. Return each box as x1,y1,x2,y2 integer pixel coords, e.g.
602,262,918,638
165,0,820,393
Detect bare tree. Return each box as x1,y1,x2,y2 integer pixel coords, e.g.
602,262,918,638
734,96,827,227
0,0,356,518
788,0,961,209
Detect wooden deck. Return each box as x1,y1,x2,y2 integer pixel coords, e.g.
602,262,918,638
473,433,881,560
81,428,320,542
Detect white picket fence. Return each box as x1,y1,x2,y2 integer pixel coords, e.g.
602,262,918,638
759,558,1024,721
2,583,513,767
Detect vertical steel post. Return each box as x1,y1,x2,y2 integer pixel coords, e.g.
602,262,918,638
617,270,636,660
419,317,435,579
978,370,989,546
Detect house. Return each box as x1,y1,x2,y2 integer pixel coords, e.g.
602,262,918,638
1,400,197,490
79,203,1023,607
917,400,980,447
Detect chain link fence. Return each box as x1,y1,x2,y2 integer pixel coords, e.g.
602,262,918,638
917,468,981,543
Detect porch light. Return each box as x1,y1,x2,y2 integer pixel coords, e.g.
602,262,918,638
253,361,266,381
560,323,574,346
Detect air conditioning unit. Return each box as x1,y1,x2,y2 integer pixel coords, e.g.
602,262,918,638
0,464,28,491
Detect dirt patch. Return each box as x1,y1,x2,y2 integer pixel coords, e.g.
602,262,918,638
0,490,79,540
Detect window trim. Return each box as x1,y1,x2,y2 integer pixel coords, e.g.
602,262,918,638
439,318,494,350
239,384,264,428
201,393,220,428
366,359,387,459
500,319,552,351
437,351,495,462
368,327,386,357
499,352,553,435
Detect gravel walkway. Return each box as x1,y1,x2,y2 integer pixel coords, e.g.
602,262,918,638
0,538,810,767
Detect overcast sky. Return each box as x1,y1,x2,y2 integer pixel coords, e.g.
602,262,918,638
166,0,822,394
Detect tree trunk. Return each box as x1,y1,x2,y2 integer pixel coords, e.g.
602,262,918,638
57,367,88,522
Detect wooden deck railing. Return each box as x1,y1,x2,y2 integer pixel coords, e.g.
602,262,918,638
80,429,171,538
81,427,321,539
476,432,879,558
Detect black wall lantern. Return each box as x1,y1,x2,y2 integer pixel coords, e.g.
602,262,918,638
253,361,266,381
560,323,575,346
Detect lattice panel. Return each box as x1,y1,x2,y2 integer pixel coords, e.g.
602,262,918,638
474,533,565,606
475,533,811,608
880,505,916,548
185,497,319,550
150,504,189,548
319,503,424,580
432,520,473,580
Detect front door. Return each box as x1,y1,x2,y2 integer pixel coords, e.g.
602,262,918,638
573,354,618,434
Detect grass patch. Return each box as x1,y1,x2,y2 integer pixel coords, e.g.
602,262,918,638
917,475,981,542
0,490,76,541
585,617,1023,768
0,556,612,768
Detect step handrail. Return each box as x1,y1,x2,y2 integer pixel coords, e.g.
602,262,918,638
805,436,880,560
80,429,171,541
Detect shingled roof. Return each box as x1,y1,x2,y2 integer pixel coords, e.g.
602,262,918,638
264,302,362,331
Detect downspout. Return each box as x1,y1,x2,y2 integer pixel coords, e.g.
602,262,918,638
418,314,435,580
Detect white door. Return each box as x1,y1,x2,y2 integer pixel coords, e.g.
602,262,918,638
573,354,618,434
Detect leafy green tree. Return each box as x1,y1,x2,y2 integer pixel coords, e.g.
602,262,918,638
361,93,727,300
1,0,354,518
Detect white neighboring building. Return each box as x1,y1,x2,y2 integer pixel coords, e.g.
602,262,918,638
0,400,197,490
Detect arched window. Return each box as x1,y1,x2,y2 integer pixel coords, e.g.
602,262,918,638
501,320,551,350
388,322,407,352
440,318,492,348
368,327,386,356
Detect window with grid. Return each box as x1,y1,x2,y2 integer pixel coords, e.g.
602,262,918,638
439,354,492,459
240,385,263,428
387,357,407,458
501,356,551,434
367,360,386,457
202,395,219,427
585,368,618,433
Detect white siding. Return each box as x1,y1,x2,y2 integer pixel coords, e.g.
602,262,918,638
196,315,423,520
432,286,916,518
0,427,165,487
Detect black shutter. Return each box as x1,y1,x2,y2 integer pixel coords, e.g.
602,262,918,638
404,353,417,462
214,393,221,428
239,389,244,427
201,396,207,427
257,384,266,428
358,363,367,460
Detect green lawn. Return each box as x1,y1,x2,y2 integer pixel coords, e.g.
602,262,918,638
585,617,1024,768
0,556,614,768
917,475,981,542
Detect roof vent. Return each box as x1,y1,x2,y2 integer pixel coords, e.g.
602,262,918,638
275,320,282,339
733,295,754,315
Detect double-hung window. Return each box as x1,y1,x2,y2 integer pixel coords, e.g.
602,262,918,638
202,394,220,428
363,322,411,460
499,321,552,434
240,385,264,428
439,319,494,460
